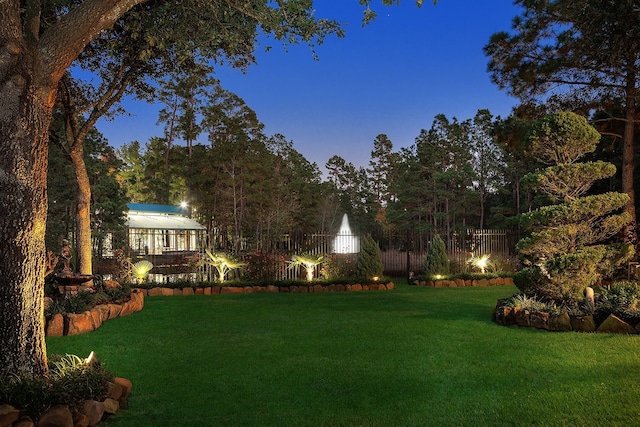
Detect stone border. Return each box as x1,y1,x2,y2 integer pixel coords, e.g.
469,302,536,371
45,289,145,337
139,282,395,297
494,305,640,334
0,377,132,427
414,277,514,287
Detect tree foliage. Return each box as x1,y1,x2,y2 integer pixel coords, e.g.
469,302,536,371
514,112,634,299
0,0,353,379
355,234,383,280
47,126,128,262
423,234,449,278
484,0,640,242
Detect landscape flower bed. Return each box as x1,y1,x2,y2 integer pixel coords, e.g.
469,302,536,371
44,289,144,337
0,354,132,427
413,276,514,287
138,281,395,296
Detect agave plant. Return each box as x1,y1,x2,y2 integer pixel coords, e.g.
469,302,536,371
131,260,154,283
467,254,491,274
203,250,245,283
288,253,323,281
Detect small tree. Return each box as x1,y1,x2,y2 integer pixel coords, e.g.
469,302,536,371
288,253,323,281
514,112,634,300
131,260,154,283
203,250,245,283
355,235,384,280
423,234,449,278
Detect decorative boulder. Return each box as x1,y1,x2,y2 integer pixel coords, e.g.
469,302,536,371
37,405,73,427
530,311,549,330
515,309,530,327
66,312,94,335
570,316,596,333
103,280,120,289
597,314,636,334
46,313,65,337
81,400,105,426
548,312,572,332
0,405,20,427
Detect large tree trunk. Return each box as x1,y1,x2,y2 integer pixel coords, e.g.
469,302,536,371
70,145,93,277
0,48,54,379
623,83,637,245
1,0,146,380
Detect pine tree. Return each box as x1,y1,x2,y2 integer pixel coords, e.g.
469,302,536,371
355,235,384,280
423,234,449,278
514,112,634,300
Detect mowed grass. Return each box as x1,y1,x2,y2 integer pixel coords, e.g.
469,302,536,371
47,284,640,426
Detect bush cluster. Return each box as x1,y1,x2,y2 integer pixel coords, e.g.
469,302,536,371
355,235,384,280
321,253,357,280
498,281,640,323
46,279,131,317
514,112,633,300
0,354,113,420
595,281,640,324
242,251,286,281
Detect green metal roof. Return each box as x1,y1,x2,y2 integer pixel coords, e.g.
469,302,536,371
127,203,188,215
126,203,205,230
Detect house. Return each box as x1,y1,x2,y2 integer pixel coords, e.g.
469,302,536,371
126,203,207,257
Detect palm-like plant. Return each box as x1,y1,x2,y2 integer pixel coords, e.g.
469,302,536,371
467,254,491,274
204,249,245,283
131,260,154,283
288,253,323,281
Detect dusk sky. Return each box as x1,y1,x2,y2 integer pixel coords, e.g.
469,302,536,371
95,1,522,171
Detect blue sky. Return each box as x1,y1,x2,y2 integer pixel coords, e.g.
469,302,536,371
96,0,521,170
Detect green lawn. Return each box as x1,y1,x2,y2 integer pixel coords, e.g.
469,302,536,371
47,284,640,426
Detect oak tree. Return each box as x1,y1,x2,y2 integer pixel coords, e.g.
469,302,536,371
0,0,342,379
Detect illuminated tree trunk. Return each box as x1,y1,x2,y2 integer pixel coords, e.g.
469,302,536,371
0,46,53,379
623,82,637,244
70,145,93,278
1,0,145,379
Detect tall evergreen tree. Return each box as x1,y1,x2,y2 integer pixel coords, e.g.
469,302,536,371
423,234,449,278
514,112,634,300
485,0,640,243
355,234,384,280
469,109,505,230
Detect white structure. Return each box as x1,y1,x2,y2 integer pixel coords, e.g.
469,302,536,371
332,213,360,254
126,203,206,256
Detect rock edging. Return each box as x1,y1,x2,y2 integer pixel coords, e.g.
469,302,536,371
414,277,514,287
140,282,395,297
0,377,132,427
494,304,640,334
45,289,144,337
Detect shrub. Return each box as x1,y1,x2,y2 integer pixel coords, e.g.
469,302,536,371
423,234,449,278
287,253,324,281
501,294,565,316
595,281,640,324
243,251,285,281
46,290,96,317
321,253,357,280
516,112,633,300
0,354,113,420
355,235,383,280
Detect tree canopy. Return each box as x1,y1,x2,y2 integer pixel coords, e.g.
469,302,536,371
484,0,640,242
0,0,362,380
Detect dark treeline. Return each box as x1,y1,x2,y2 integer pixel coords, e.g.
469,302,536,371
46,87,635,257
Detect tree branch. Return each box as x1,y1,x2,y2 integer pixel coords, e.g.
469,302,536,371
39,0,148,82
